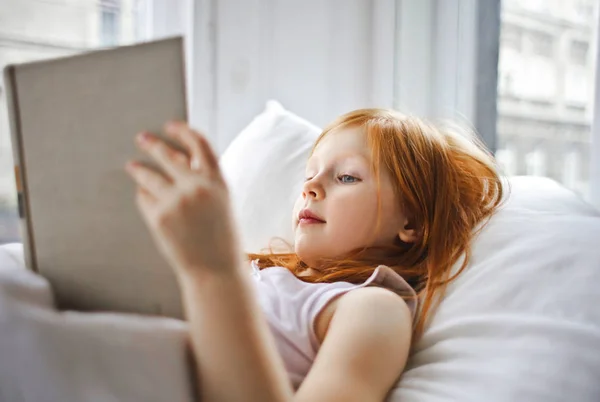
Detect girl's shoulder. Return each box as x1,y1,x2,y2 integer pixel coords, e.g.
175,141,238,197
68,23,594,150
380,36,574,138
314,285,413,345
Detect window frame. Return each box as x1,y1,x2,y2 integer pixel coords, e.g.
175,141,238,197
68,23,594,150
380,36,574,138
591,8,600,207
99,0,121,47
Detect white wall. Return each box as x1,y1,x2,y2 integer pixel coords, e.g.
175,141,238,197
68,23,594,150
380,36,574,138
187,0,395,153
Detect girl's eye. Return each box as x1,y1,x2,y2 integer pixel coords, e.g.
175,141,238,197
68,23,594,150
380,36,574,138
338,174,359,183
304,177,314,182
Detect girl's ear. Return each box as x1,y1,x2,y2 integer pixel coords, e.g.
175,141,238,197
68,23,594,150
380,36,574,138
398,217,418,243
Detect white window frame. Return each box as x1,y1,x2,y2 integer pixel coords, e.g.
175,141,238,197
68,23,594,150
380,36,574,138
134,0,213,138
591,8,600,208
370,0,397,109
183,0,217,139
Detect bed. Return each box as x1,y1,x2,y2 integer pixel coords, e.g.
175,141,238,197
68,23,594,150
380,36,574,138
1,101,600,402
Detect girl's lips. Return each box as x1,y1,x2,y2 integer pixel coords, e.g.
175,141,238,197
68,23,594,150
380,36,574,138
298,208,325,223
298,217,325,225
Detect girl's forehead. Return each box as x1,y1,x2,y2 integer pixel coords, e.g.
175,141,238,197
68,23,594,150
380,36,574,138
313,126,369,154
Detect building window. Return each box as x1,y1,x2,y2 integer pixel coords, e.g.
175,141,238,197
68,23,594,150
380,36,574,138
575,0,596,20
525,146,547,176
570,40,589,65
496,142,518,176
499,71,516,96
563,147,582,189
100,0,121,47
526,30,554,58
501,24,523,52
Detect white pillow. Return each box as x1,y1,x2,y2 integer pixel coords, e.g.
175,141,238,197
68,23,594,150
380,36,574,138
503,175,599,216
221,102,600,402
220,100,321,253
392,178,600,402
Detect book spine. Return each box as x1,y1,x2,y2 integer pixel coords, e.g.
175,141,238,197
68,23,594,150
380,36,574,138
3,65,37,272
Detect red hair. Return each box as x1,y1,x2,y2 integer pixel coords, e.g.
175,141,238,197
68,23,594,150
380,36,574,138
248,109,505,339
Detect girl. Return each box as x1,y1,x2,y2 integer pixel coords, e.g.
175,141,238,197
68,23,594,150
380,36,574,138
125,109,504,401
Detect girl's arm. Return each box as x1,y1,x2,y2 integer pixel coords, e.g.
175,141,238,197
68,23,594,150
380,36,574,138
178,268,293,401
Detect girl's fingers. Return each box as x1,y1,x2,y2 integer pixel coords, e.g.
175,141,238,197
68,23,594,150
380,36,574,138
126,161,171,198
135,186,156,209
136,132,189,179
165,121,219,175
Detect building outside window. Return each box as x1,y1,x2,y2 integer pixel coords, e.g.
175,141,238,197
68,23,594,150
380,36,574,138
496,0,599,199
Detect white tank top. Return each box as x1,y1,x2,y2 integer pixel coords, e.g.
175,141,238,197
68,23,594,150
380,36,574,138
250,261,418,389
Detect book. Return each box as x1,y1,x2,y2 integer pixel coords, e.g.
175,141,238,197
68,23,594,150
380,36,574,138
4,36,188,318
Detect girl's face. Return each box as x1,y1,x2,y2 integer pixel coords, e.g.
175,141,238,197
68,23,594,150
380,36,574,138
292,126,415,267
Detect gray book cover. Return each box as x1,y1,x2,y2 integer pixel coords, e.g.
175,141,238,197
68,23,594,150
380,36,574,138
3,37,188,318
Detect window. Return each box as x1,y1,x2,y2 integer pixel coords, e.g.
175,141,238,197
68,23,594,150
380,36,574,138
563,147,583,189
0,0,148,244
501,25,523,52
496,142,519,176
100,0,121,47
570,40,589,65
496,0,599,200
575,0,596,20
498,70,516,96
525,146,547,176
565,66,590,105
525,30,555,58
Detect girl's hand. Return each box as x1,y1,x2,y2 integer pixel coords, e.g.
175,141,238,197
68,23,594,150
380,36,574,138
125,121,242,279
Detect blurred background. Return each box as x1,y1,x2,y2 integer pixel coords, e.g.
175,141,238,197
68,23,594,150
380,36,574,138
0,0,599,244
